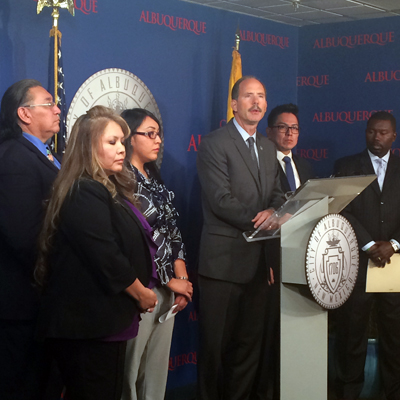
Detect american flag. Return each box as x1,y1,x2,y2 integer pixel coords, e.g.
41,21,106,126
49,34,67,156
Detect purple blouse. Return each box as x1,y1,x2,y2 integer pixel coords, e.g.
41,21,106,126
103,200,159,342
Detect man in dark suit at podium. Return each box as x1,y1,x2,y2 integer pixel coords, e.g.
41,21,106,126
333,111,400,400
197,76,285,400
266,103,314,194
0,79,61,399
250,103,315,400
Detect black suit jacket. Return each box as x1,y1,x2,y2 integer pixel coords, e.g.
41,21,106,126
334,149,400,282
196,120,285,284
0,136,59,320
36,179,153,340
278,154,315,194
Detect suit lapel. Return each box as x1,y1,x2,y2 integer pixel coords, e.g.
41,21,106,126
293,156,305,184
360,150,380,196
257,133,270,194
118,198,150,240
278,164,290,193
381,153,398,196
19,137,59,173
227,121,261,193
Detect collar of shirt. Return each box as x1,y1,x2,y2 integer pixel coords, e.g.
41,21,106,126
233,118,257,144
368,149,390,175
22,132,61,169
276,150,301,189
22,132,48,156
277,150,292,163
233,118,259,161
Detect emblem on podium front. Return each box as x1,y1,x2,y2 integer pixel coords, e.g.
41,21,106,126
306,214,358,309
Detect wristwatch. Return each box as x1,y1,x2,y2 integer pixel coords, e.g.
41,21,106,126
390,240,399,253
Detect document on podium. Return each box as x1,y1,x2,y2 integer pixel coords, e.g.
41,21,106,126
366,254,400,292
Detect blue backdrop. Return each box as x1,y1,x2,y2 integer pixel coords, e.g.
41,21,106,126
1,0,399,395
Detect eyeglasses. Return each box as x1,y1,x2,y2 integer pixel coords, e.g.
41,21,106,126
21,102,57,108
133,131,162,140
272,124,300,135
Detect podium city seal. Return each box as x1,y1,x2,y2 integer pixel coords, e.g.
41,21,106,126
66,68,163,165
305,214,358,309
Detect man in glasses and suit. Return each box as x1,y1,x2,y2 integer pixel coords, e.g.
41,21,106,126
0,79,61,399
251,103,315,400
266,103,314,194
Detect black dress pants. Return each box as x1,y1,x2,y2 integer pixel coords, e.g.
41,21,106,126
47,338,126,400
334,279,400,400
197,255,269,400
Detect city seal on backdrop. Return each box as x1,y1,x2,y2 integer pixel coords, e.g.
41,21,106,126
306,214,359,309
66,68,163,165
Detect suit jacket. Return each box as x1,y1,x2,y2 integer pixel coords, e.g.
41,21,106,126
278,154,315,194
36,179,153,340
197,120,285,284
334,149,400,282
0,136,59,320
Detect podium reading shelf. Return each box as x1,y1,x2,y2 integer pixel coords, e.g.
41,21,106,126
243,175,376,400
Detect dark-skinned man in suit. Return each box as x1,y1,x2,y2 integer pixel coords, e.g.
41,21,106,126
196,76,285,400
333,111,400,400
0,79,61,399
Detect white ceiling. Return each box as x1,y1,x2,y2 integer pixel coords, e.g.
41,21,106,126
179,0,400,26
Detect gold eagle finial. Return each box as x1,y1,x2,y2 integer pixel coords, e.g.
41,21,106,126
37,0,75,16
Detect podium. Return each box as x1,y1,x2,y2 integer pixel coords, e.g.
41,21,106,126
244,175,376,400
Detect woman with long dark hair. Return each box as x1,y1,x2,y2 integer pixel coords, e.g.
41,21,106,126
120,108,193,400
35,105,158,400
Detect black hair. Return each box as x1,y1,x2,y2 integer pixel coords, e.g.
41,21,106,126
120,108,163,183
267,103,299,127
0,79,42,142
367,111,396,131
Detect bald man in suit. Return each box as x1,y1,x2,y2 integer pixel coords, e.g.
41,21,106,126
197,76,285,400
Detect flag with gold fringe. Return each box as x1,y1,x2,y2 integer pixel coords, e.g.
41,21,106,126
226,48,242,123
49,33,67,156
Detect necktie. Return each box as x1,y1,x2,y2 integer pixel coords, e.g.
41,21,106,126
46,145,55,164
375,158,386,190
283,156,296,192
247,137,258,166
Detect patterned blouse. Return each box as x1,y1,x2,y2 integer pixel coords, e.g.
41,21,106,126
131,164,186,285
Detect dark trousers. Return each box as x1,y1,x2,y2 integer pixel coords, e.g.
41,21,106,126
47,338,126,400
197,257,269,400
251,240,280,400
334,279,400,400
0,319,62,400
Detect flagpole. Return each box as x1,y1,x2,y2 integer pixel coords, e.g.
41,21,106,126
227,26,242,122
235,25,240,52
50,9,61,151
37,0,74,153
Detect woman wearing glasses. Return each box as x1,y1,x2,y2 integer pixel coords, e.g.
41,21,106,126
35,106,157,400
120,108,193,400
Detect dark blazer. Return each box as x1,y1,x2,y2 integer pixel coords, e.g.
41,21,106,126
279,154,315,194
0,136,59,320
36,179,153,340
197,120,285,284
334,149,400,282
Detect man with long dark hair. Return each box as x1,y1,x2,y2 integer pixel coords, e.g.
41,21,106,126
0,79,61,399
